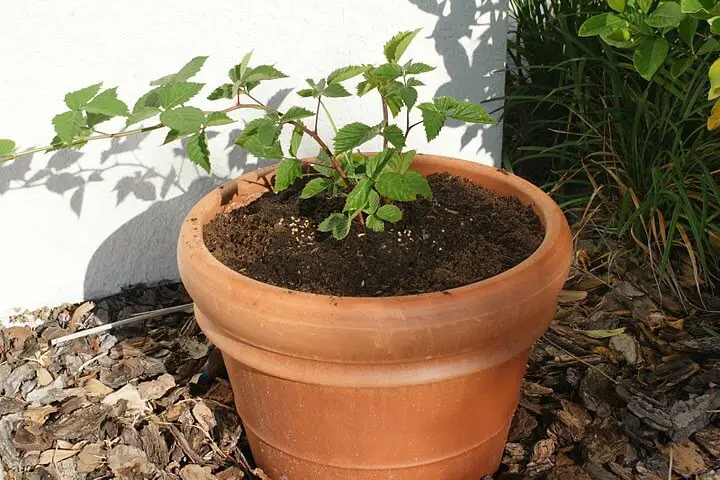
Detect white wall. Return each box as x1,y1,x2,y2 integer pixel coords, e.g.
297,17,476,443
0,0,508,316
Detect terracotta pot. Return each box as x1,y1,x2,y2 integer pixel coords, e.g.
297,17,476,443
177,154,572,479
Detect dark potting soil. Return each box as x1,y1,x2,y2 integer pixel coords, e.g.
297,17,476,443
203,173,544,297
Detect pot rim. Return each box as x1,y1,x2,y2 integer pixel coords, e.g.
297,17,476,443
179,154,569,305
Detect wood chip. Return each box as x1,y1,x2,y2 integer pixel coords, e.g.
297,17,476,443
37,448,80,465
102,384,149,413
180,464,218,480
82,378,113,398
137,373,175,401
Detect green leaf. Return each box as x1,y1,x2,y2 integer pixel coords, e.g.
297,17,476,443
297,88,316,98
376,204,403,222
366,215,385,232
681,0,713,15
578,13,628,36
448,100,494,124
160,106,205,134
372,63,404,79
376,171,417,201
601,28,636,48
64,83,102,110
157,82,204,109
344,178,373,212
678,16,698,47
607,0,626,13
85,88,129,117
364,189,380,214
404,62,435,74
633,37,669,80
399,86,418,108
404,169,432,199
637,0,653,13
697,37,720,55
281,106,314,122
710,16,720,34
322,83,351,97
645,2,685,28
384,29,421,62
333,122,379,154
162,129,191,145
290,125,304,157
151,56,208,86
238,51,253,81
406,78,425,87
318,212,351,239
389,149,416,174
670,57,694,77
208,84,234,100
126,106,161,127
382,124,405,149
235,117,283,160
327,65,367,84
433,96,459,111
86,112,112,128
52,111,85,143
301,177,332,199
365,149,395,178
356,80,376,97
0,139,16,157
417,103,446,141
205,112,234,127
708,58,720,99
244,65,288,83
274,158,302,192
186,132,211,173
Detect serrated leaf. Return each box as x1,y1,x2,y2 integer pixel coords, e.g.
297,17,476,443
364,189,380,214
85,88,129,117
356,80,376,97
64,83,103,110
52,111,85,143
448,100,495,124
375,171,417,201
433,96,459,112
281,106,315,122
376,204,403,222
697,37,720,55
389,149,416,173
322,83,351,98
274,158,302,192
160,106,205,134
318,212,345,232
406,78,425,87
157,82,204,109
86,112,112,128
162,129,192,145
382,124,405,149
372,63,404,79
365,149,395,178
578,13,628,36
607,0,626,12
126,106,160,126
301,177,332,199
366,215,385,232
297,88,316,98
235,117,283,160
633,37,669,80
417,103,446,141
239,51,253,80
645,2,684,28
290,125,304,157
333,122,379,154
244,65,288,83
384,29,421,62
205,112,234,127
399,86,418,108
344,179,373,212
0,139,16,157
327,65,367,84
151,56,208,86
208,84,234,100
404,169,432,199
404,62,435,74
186,131,211,172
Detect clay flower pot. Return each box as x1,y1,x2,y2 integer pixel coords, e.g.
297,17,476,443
177,154,573,479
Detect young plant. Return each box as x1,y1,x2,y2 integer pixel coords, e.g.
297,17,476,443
0,29,494,239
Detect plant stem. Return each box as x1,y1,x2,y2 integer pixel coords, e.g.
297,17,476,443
319,99,339,134
314,96,321,133
381,98,389,149
404,120,422,142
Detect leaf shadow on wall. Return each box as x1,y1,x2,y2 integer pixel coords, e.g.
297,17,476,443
409,0,507,163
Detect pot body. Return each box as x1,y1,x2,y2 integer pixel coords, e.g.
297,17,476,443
178,155,573,479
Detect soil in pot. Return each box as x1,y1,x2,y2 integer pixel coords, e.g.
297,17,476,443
203,172,544,296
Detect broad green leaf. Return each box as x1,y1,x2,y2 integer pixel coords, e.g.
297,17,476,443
404,62,435,74
52,111,85,143
322,83,351,97
448,100,495,124
235,117,283,160
364,189,380,214
433,96,459,111
133,89,161,110
301,177,332,199
208,84,234,100
710,16,720,34
344,179,373,212
297,88,316,98
375,171,417,201
376,204,403,222
678,16,698,47
157,82,204,109
697,37,720,55
365,149,395,178
578,13,628,36
671,57,694,77
404,169,432,199
636,0,653,13
151,56,208,86
86,112,112,128
601,28,636,48
333,122,379,154
680,0,713,15
607,0,626,12
205,112,234,126
399,86,418,108
384,29,421,62
160,106,205,134
289,125,304,157
417,103,446,141
65,83,102,110
389,149,416,173
85,88,129,117
244,65,287,83
274,158,302,192
372,63,404,79
186,132,211,173
281,106,315,122
318,212,345,232
366,215,385,232
583,327,626,339
645,2,685,28
0,139,16,157
162,129,191,145
239,51,253,80
382,124,405,149
406,78,425,87
356,80,376,97
708,98,720,130
327,65,367,84
633,37,669,80
126,106,160,126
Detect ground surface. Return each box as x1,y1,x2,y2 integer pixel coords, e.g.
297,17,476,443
1,238,719,479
